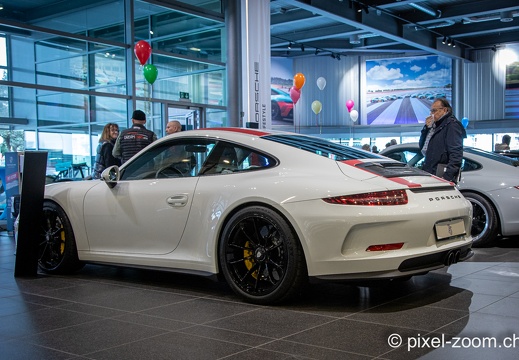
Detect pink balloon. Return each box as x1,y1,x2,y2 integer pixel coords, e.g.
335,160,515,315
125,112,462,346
289,86,301,104
346,100,354,113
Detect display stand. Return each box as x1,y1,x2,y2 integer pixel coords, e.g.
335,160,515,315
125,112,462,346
14,151,48,277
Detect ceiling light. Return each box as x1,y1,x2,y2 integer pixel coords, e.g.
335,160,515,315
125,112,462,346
447,38,452,46
331,53,336,59
315,48,320,55
288,42,292,49
350,34,361,44
442,36,446,45
300,44,305,52
500,11,514,22
452,41,456,48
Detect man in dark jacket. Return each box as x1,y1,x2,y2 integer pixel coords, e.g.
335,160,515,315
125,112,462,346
113,110,157,164
419,98,466,182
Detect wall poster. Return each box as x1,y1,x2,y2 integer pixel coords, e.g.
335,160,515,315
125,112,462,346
365,55,452,125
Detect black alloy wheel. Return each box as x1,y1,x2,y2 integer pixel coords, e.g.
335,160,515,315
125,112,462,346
463,191,498,247
39,201,83,274
219,206,307,305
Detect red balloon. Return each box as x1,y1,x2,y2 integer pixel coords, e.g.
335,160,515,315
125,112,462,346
134,40,151,65
289,86,301,104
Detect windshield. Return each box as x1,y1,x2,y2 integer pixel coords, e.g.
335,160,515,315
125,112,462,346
263,134,385,161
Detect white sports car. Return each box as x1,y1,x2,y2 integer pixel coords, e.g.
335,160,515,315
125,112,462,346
42,128,473,304
381,143,519,247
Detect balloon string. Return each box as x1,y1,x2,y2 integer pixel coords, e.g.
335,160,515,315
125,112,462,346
294,103,296,133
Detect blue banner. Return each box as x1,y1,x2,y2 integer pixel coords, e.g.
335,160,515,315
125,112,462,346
5,152,20,231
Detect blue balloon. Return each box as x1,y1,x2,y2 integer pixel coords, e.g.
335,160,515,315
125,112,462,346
461,117,469,129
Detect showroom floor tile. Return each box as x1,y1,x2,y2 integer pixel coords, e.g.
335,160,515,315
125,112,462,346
1,230,518,360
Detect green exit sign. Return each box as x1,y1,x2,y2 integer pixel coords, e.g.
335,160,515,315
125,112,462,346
179,91,190,99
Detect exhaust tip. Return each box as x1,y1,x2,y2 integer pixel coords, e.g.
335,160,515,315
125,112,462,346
454,250,461,263
444,251,454,266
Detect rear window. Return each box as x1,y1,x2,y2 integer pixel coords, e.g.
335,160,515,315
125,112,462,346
263,134,384,161
465,147,519,166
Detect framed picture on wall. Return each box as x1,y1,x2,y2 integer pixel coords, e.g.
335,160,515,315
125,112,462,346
365,55,452,125
271,57,294,125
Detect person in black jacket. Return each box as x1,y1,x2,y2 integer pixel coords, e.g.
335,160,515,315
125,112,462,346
92,123,121,179
419,98,466,182
113,110,157,164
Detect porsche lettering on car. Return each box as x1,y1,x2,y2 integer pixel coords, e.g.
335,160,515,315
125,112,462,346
41,129,473,304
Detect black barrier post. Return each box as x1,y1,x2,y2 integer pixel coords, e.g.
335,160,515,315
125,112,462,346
14,151,48,277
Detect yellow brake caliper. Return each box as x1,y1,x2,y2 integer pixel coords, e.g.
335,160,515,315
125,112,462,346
59,220,65,254
243,241,258,279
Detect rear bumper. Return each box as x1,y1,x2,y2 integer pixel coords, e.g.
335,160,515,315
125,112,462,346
311,244,473,281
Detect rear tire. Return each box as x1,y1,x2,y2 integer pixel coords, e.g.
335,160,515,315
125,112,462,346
219,206,307,305
462,191,498,247
39,201,84,274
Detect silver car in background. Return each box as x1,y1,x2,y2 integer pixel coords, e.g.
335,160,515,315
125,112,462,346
381,143,519,247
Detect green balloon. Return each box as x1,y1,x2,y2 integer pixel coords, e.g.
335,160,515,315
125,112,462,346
143,64,158,84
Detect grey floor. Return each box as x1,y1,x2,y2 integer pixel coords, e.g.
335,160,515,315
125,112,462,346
1,231,519,360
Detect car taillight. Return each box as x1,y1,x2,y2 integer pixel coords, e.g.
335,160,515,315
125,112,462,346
322,190,408,206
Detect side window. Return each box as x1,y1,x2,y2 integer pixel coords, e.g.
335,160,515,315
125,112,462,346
120,139,216,180
200,142,275,175
385,151,405,162
461,158,481,172
404,150,424,169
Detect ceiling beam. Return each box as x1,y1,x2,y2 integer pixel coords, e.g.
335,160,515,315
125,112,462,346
278,0,468,60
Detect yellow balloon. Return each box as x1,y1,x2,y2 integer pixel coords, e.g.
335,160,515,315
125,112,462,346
311,100,322,115
294,72,306,90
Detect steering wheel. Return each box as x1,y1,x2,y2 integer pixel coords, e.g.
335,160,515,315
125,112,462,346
155,165,184,178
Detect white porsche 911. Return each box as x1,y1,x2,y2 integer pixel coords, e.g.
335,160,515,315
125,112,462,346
41,128,473,304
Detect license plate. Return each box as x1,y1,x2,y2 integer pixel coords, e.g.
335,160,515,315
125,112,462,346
435,218,466,240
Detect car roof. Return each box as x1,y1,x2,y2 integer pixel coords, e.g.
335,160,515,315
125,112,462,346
156,127,387,162
380,142,519,167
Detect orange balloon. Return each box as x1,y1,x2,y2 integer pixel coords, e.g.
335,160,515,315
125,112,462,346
293,73,306,90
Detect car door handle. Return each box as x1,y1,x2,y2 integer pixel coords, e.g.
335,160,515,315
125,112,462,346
166,195,188,207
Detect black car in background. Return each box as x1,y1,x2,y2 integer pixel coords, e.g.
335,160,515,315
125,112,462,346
494,150,519,160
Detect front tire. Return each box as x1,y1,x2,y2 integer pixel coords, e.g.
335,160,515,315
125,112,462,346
463,191,498,247
39,201,84,274
271,101,281,120
219,206,307,305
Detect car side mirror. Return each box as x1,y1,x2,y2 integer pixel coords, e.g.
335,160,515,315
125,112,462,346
101,165,120,188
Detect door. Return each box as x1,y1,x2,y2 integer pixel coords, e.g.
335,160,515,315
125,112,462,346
82,138,205,255
167,104,202,132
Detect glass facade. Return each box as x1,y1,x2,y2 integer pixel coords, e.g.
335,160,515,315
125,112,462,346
0,0,515,171
0,0,225,175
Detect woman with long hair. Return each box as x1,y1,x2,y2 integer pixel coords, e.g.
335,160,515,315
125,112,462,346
92,123,121,179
